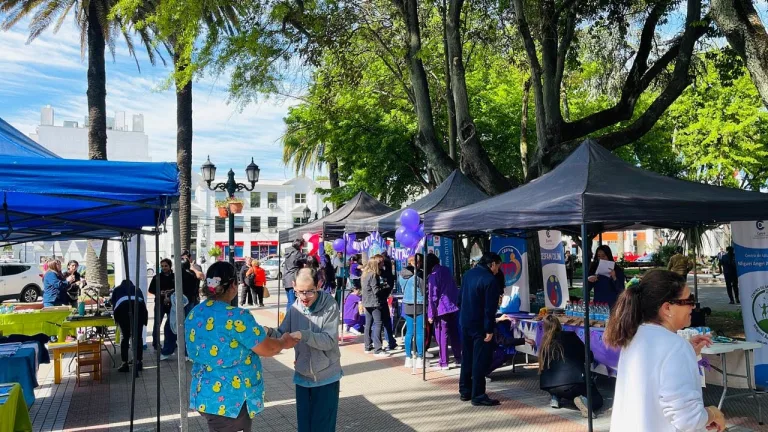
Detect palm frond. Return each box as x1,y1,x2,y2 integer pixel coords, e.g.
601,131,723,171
28,0,71,41
2,0,46,30
51,0,74,33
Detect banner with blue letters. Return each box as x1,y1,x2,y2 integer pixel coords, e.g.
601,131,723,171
538,230,569,310
732,221,768,388
491,235,529,312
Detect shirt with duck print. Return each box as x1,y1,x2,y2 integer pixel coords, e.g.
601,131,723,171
186,299,266,419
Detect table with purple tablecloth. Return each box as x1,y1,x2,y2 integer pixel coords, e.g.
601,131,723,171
492,314,620,377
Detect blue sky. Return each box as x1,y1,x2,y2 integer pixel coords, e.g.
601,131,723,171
0,17,306,180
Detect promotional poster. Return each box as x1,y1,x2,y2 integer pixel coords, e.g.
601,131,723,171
490,235,530,312
732,221,768,388
538,230,569,309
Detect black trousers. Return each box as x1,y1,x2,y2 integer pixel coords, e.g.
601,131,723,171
114,303,144,363
459,329,493,401
200,404,251,432
253,286,264,306
725,276,739,302
547,383,604,411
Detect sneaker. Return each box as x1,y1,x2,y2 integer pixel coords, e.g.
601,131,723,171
160,354,172,361
118,362,130,373
388,344,401,352
550,395,561,409
348,328,362,336
136,361,143,372
574,396,596,418
424,352,435,359
404,357,413,368
374,351,391,358
364,350,374,355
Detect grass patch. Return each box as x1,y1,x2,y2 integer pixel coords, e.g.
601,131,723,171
706,310,745,339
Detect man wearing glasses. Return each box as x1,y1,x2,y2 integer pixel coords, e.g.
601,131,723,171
265,268,342,431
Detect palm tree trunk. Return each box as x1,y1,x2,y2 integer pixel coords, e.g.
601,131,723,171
328,158,340,189
85,2,108,291
176,52,193,253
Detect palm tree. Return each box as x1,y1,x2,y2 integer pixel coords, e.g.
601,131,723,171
282,121,341,190
1,0,162,291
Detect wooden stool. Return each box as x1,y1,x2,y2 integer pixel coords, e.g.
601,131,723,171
75,339,103,386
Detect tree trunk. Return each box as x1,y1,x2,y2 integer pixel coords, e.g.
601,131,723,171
84,2,108,291
175,51,194,253
520,77,531,180
711,0,768,108
328,158,340,190
86,1,107,161
441,0,458,161
393,0,457,183
446,0,512,195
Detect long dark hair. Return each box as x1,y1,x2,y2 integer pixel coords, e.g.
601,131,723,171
538,314,564,373
589,244,618,275
426,253,439,275
603,270,687,348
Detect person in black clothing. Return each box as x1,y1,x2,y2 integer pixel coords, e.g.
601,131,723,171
538,314,602,418
283,239,307,311
382,251,395,293
239,257,253,306
719,246,739,304
565,251,576,289
111,280,148,374
65,260,83,305
148,259,174,350
459,252,503,406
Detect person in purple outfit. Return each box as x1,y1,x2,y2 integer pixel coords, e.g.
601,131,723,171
426,253,462,370
342,287,365,335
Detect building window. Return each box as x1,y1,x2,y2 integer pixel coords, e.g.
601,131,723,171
267,192,278,207
215,217,225,233
250,192,260,208
294,193,306,204
190,190,196,202
268,217,278,228
250,217,261,233
293,217,302,228
234,216,244,233
191,216,199,241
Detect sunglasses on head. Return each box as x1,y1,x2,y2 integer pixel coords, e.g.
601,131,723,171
668,294,696,307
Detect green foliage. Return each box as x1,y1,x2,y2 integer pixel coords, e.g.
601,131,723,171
654,244,679,267
208,246,222,258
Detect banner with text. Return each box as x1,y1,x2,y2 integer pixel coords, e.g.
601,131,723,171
491,235,529,312
539,230,569,309
732,221,768,388
427,235,454,277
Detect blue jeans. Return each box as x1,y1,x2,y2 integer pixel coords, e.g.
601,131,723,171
285,288,296,312
404,313,424,358
161,302,193,356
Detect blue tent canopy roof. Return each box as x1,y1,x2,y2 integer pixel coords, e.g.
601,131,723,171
0,117,59,158
0,156,179,243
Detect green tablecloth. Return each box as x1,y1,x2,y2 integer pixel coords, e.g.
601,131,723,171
0,383,32,432
58,316,119,342
0,310,72,337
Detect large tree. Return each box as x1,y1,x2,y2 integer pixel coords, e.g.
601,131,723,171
1,0,161,290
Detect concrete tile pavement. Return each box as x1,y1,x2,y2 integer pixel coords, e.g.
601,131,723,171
31,281,765,431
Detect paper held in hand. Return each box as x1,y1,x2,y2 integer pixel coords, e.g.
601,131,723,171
596,259,615,277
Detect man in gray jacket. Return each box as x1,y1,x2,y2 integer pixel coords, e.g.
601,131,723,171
266,268,341,431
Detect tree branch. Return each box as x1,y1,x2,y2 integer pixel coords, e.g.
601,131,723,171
554,0,578,90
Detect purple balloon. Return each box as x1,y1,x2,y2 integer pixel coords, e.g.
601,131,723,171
395,226,408,244
401,230,418,248
417,224,425,239
346,242,357,255
400,209,420,231
332,238,346,252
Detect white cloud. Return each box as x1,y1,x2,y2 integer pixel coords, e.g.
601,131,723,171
0,16,308,180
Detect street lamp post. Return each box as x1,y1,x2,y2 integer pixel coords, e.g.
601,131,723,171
201,156,260,304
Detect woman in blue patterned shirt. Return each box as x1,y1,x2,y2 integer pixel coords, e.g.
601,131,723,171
186,261,298,431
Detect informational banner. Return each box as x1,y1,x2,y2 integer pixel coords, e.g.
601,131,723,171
427,235,454,277
491,235,529,312
538,230,569,309
732,221,768,388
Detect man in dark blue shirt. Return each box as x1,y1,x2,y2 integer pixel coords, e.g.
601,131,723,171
459,252,503,406
719,246,739,304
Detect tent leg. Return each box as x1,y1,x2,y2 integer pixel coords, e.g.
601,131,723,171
693,243,699,306
130,236,141,430
277,244,282,327
422,239,427,382
581,224,593,431
121,238,137,432
172,210,189,431
155,232,161,432
340,246,346,341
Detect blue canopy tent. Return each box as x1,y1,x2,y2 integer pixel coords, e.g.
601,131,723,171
0,117,59,158
0,152,187,431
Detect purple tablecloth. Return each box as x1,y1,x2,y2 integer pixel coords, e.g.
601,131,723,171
493,317,620,376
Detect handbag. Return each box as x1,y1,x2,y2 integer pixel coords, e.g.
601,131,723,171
262,285,271,299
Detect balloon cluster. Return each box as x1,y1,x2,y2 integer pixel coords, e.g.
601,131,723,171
395,209,424,249
331,233,358,255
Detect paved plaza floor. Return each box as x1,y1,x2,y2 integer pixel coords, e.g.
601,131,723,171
28,281,765,431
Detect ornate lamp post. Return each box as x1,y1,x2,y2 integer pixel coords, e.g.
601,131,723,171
302,206,311,224
322,205,331,218
201,156,260,266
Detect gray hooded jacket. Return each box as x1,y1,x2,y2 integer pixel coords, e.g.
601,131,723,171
267,290,342,384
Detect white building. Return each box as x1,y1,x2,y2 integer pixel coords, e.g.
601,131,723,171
29,105,150,162
163,173,330,263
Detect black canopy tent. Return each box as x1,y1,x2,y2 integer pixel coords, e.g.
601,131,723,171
339,170,489,234
423,140,768,428
0,153,185,431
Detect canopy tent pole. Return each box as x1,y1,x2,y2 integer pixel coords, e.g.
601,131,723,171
172,209,189,431
154,231,161,432
120,238,137,432
340,242,346,341
277,244,282,327
131,236,141,430
693,243,699,306
422,239,427,382
581,224,594,430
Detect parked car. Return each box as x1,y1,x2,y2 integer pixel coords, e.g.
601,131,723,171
0,261,43,303
635,253,655,265
261,258,281,280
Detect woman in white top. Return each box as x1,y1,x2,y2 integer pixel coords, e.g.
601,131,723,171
604,270,726,432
